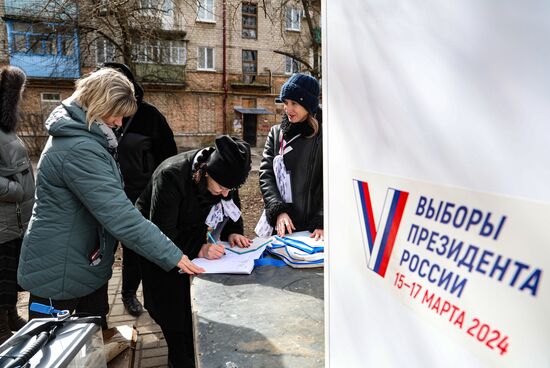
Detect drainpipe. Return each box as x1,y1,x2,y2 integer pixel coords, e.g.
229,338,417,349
222,0,228,134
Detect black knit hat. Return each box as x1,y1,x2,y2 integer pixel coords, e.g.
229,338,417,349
276,73,320,114
206,136,251,189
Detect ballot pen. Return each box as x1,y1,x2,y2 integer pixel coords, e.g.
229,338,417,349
207,232,226,255
207,232,217,244
178,232,223,274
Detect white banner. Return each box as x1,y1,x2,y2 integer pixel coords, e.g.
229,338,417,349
352,171,548,366
324,0,550,367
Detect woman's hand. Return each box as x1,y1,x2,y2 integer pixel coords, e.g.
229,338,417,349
310,229,324,241
198,242,226,260
177,254,205,275
228,233,252,248
276,213,295,237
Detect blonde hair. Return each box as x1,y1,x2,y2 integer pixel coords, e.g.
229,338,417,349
306,114,319,137
72,68,137,127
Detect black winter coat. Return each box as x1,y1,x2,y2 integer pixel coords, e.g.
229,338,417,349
135,150,244,328
259,112,323,232
117,101,177,202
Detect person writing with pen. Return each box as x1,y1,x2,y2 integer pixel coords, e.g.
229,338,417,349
135,135,252,368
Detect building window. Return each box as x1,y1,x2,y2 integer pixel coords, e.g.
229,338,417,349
131,39,186,65
133,39,162,64
242,49,257,83
285,7,301,31
198,46,214,70
5,20,80,78
242,3,257,39
138,0,164,15
197,0,215,22
164,40,186,65
139,0,156,16
41,92,61,102
285,56,300,74
8,21,75,57
96,37,116,64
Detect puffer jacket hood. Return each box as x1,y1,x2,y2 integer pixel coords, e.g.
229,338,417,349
45,98,111,150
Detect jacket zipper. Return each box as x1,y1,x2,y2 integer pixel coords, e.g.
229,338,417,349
16,202,23,237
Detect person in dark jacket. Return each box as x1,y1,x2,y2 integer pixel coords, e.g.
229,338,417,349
136,135,252,368
0,66,34,344
102,62,178,317
18,68,203,329
257,73,323,240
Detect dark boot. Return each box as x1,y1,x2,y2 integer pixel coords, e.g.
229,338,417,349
7,307,27,331
0,310,13,346
121,292,143,317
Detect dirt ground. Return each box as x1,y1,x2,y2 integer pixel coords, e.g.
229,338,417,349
238,171,264,238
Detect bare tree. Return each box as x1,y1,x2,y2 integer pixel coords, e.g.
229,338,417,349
261,0,321,78
9,0,188,82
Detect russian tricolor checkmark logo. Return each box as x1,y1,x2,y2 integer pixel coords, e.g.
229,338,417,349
354,180,409,278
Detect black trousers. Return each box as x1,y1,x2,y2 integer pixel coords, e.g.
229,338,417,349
121,244,142,296
28,283,109,329
140,258,195,368
162,327,195,368
0,238,22,309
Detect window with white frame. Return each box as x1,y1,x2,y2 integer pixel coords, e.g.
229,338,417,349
285,6,301,31
40,92,62,117
132,39,186,65
139,0,157,16
198,46,214,70
285,56,300,74
134,40,162,64
161,0,175,29
164,40,186,65
242,3,257,39
41,92,61,102
96,37,116,63
242,49,257,83
197,0,215,22
133,40,161,63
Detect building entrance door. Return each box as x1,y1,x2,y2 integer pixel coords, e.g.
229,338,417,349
243,114,257,147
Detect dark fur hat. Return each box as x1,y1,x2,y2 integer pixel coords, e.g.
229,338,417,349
0,65,26,133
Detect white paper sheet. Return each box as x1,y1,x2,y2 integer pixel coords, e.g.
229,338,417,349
192,238,271,274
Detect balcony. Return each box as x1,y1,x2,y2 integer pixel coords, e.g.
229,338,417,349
5,20,80,79
229,74,270,91
4,0,76,20
135,63,186,85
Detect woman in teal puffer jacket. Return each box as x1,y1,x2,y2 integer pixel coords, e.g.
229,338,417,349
17,68,203,328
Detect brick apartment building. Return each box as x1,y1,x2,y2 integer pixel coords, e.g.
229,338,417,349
0,0,321,153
